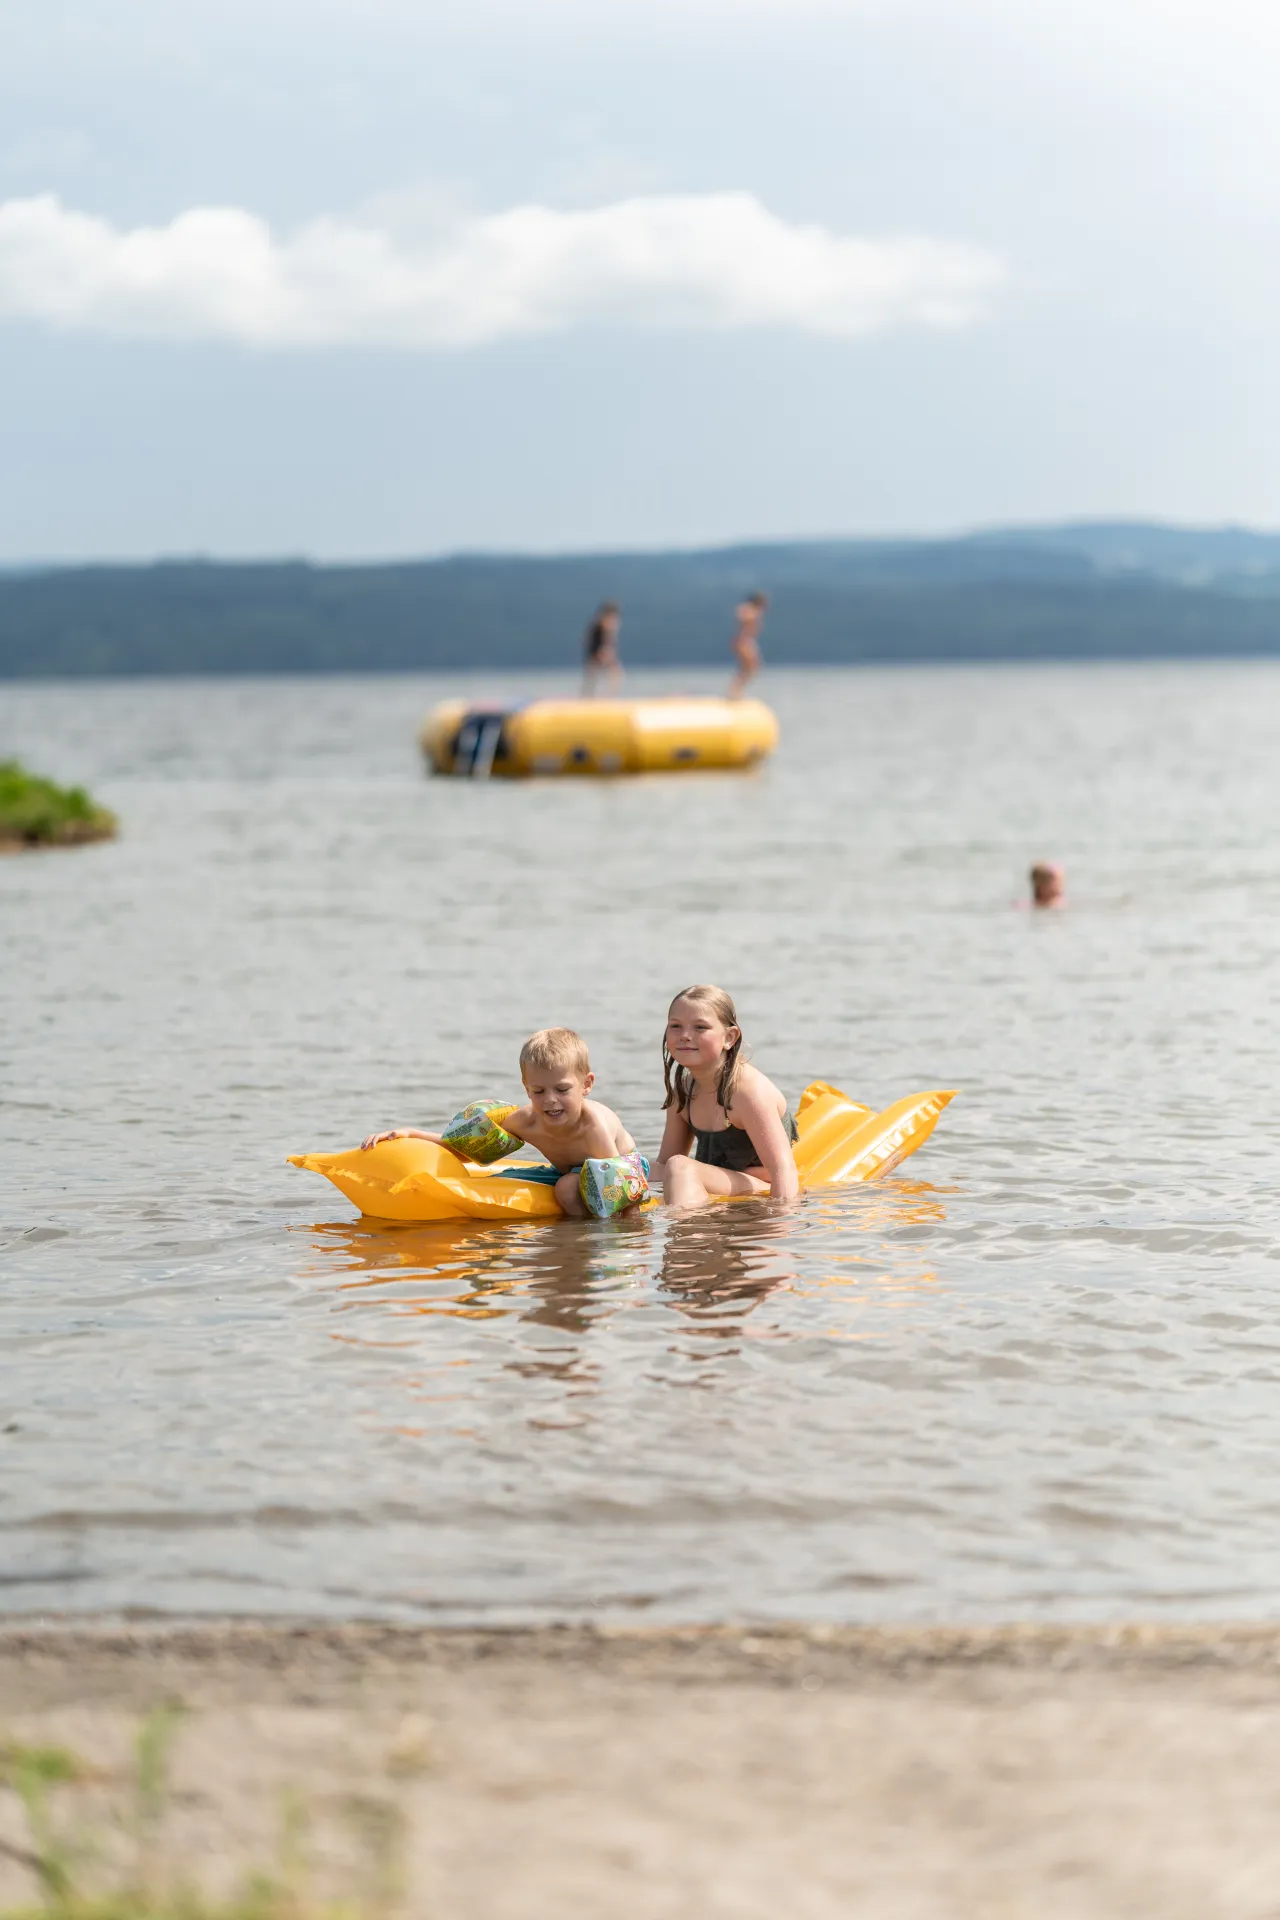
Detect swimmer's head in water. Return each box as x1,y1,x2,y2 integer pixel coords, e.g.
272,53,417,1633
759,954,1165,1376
663,984,745,1114
520,1027,594,1127
1030,862,1065,907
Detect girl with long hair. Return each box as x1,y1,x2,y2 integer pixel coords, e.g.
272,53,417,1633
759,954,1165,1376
654,985,799,1209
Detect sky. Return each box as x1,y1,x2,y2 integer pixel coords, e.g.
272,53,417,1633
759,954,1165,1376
2,0,1280,559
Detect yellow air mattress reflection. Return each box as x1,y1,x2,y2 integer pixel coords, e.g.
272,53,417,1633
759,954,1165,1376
420,696,779,778
288,1083,956,1224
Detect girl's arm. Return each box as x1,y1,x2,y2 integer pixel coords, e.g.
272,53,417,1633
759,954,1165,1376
651,1105,694,1178
732,1081,800,1200
360,1128,444,1151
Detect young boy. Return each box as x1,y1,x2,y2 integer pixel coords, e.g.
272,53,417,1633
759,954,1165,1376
361,1027,638,1218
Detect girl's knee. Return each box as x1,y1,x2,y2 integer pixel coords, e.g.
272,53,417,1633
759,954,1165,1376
661,1155,705,1204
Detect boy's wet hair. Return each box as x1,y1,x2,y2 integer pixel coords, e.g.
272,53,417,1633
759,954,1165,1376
520,1027,591,1079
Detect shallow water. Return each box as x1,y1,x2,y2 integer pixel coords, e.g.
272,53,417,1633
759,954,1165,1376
3,663,1280,1623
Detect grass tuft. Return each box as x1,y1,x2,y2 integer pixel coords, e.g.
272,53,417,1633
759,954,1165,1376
0,762,117,849
0,1710,403,1920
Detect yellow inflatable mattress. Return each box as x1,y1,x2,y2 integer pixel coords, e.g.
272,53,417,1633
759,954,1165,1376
288,1082,955,1224
421,696,778,778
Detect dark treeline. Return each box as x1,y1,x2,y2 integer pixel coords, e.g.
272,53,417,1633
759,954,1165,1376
4,524,1280,677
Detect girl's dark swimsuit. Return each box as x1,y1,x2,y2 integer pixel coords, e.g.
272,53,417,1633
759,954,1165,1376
691,1108,799,1172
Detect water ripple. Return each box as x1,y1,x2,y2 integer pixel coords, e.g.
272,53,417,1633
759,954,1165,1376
4,665,1280,1622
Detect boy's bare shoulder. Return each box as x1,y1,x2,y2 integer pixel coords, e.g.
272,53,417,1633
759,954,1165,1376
582,1098,633,1149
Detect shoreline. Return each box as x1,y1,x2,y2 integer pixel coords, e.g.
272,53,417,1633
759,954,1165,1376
10,1616,1280,1687
0,828,116,853
6,1621,1280,1917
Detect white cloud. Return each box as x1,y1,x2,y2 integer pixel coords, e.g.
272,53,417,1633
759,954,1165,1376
0,191,1003,349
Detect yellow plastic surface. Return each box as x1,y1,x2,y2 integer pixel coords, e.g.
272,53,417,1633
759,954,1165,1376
420,696,779,778
288,1083,956,1223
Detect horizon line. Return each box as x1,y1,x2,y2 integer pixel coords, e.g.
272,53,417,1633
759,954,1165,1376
3,514,1279,574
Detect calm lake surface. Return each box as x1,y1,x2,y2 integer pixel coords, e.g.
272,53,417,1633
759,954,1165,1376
4,664,1280,1624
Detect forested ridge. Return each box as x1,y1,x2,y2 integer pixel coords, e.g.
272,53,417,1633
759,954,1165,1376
5,523,1280,677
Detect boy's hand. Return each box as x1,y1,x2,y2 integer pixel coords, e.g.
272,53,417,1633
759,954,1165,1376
361,1129,401,1150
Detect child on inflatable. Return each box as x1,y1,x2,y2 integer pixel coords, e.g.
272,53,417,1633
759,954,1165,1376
654,985,801,1209
360,1027,647,1218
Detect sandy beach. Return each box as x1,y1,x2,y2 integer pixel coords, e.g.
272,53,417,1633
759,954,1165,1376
4,1621,1280,1918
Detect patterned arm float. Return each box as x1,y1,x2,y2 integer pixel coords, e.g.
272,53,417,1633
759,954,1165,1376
288,1083,956,1224
439,1100,520,1164
580,1151,651,1218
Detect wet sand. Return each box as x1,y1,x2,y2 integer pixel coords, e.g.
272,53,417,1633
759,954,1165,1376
4,1621,1280,1917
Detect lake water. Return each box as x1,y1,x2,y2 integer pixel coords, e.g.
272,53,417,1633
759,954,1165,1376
4,664,1280,1624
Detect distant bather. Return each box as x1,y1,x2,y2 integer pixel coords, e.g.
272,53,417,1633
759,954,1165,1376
583,601,622,696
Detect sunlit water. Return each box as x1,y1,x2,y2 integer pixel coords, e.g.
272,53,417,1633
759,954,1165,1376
4,664,1280,1623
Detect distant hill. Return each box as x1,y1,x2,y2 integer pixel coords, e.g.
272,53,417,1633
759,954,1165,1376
4,523,1280,677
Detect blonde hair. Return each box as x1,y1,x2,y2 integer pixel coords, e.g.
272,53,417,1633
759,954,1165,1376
662,985,745,1116
520,1027,591,1079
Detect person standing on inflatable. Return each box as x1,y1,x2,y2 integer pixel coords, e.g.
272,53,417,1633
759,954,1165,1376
728,592,769,697
583,601,622,696
654,985,800,1209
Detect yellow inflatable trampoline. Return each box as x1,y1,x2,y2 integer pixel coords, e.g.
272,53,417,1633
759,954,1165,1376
288,1083,955,1224
420,696,778,778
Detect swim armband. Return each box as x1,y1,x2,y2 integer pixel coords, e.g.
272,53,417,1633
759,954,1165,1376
579,1151,651,1219
440,1100,520,1164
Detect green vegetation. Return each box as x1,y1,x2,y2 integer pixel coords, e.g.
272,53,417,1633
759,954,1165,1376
3,524,1280,676
0,763,116,850
0,1711,404,1920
